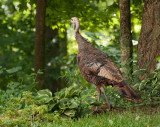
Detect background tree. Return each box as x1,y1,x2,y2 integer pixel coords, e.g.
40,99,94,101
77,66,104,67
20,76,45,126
137,0,160,80
119,0,132,77
35,0,46,89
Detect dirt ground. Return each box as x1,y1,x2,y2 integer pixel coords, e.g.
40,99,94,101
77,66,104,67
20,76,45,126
91,102,160,114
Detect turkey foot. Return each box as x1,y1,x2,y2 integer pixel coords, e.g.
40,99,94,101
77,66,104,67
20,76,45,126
103,102,112,109
94,106,98,112
94,87,101,112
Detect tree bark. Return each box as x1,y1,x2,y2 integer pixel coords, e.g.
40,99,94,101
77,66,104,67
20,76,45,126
137,0,160,80
35,0,46,89
119,0,133,77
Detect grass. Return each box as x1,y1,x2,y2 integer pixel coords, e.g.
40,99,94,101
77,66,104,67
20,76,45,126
39,108,160,127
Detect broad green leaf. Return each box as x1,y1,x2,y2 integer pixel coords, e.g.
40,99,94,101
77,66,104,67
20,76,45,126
0,70,3,74
59,98,69,103
35,94,53,103
6,66,22,74
59,104,68,109
48,102,57,111
82,96,96,105
69,99,79,109
64,109,76,116
54,89,65,99
37,89,52,97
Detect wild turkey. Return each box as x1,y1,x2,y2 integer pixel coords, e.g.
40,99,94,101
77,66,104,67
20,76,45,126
70,17,142,109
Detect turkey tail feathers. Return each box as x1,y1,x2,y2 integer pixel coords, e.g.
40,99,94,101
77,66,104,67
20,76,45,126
114,81,142,103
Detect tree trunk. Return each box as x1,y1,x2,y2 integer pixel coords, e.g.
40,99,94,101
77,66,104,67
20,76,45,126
119,0,133,77
35,0,46,89
137,0,160,80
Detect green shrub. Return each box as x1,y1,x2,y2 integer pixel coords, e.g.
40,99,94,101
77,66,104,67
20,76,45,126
136,70,160,104
0,85,99,126
0,66,37,107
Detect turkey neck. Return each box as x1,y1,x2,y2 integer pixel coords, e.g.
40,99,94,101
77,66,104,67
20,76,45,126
74,21,91,51
75,31,91,51
74,21,79,33
75,32,91,51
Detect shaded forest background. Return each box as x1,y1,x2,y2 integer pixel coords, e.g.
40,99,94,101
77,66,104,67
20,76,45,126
0,0,160,97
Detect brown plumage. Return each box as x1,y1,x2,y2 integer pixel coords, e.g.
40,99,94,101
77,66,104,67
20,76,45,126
70,17,142,109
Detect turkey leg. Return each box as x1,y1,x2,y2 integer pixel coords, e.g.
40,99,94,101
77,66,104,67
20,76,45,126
97,87,101,102
100,86,111,109
95,87,101,111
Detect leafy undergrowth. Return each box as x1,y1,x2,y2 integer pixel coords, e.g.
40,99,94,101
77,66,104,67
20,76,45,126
1,66,160,126
0,86,99,126
0,87,160,127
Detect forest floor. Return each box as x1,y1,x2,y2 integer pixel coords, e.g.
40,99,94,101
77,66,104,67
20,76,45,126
91,102,160,114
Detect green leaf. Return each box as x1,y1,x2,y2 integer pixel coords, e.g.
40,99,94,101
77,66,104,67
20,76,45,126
0,70,3,74
80,89,95,96
69,99,79,109
157,73,160,78
59,104,68,109
147,72,157,79
54,89,65,99
132,69,147,76
58,98,70,109
82,96,96,105
6,66,22,74
35,89,53,103
59,98,69,103
37,89,52,97
156,56,160,61
48,102,57,111
35,95,53,103
64,109,76,116
37,71,44,74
